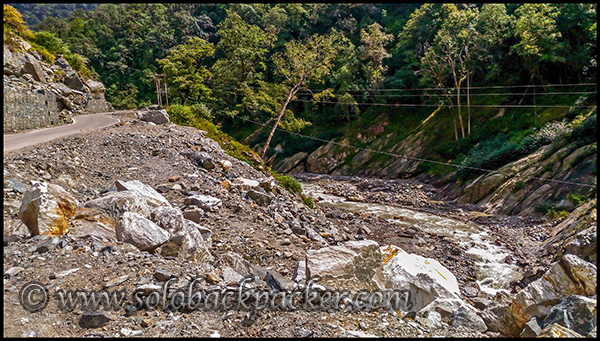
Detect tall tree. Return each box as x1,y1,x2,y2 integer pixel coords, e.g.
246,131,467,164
211,10,277,118
420,6,479,139
358,22,394,88
512,3,564,88
157,37,214,105
260,32,340,159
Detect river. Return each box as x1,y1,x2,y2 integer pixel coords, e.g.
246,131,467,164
300,180,523,296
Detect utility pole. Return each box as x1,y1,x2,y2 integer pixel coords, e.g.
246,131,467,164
154,74,168,108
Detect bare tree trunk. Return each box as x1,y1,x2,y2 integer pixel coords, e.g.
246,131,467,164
453,114,459,141
242,117,275,144
456,85,465,139
467,73,471,136
260,86,297,159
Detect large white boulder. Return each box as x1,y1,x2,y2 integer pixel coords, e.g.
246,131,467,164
381,245,461,312
306,239,385,291
115,180,171,207
18,181,78,236
115,212,171,251
85,190,151,221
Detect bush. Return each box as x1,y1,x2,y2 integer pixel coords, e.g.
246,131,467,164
32,30,68,56
270,171,302,194
301,194,315,209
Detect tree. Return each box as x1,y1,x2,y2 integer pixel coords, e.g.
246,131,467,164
358,22,394,88
420,7,479,139
259,32,340,159
512,4,564,88
157,37,214,105
211,10,277,118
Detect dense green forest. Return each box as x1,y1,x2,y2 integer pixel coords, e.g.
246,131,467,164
5,3,597,179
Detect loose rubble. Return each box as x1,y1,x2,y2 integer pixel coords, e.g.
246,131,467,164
3,112,596,337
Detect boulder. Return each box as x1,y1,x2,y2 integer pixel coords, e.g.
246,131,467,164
519,316,544,338
22,54,47,83
185,151,214,170
306,239,384,292
480,291,523,337
79,311,111,329
564,226,597,264
135,109,170,125
541,295,597,337
292,258,307,283
115,212,171,251
149,206,185,233
114,180,171,208
63,69,85,92
247,190,272,206
184,195,222,212
510,254,596,328
180,220,213,262
381,245,461,312
84,79,105,94
418,298,487,332
69,207,117,242
85,190,151,221
537,323,584,338
4,178,27,193
18,181,78,236
149,206,212,261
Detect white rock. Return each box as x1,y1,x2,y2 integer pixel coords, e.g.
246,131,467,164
184,195,222,212
115,180,171,207
382,245,461,312
85,190,151,221
306,239,384,291
116,212,171,251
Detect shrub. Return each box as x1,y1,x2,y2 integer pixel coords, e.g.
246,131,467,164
270,171,302,194
302,194,315,209
567,193,588,206
32,30,68,56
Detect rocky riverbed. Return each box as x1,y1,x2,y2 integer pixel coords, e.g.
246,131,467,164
3,111,596,338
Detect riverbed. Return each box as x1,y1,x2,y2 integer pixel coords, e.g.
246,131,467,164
300,180,524,296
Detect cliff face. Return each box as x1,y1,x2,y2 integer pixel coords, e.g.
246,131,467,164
3,41,112,133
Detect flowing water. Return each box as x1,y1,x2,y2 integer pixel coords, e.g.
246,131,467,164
300,181,523,296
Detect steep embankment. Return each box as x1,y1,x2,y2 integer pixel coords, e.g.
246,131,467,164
273,106,597,218
3,38,113,133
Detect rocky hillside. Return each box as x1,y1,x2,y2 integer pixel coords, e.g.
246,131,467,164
4,37,112,133
273,111,597,218
3,111,596,338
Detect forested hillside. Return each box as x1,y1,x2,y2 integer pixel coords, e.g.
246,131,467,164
10,4,597,182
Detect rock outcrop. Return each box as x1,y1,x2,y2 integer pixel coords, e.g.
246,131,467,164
4,40,113,133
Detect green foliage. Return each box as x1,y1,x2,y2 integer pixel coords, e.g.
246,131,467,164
301,193,315,209
158,37,214,105
535,201,569,219
567,193,588,206
270,171,302,195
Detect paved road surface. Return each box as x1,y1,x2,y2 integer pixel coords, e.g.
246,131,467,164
3,112,121,155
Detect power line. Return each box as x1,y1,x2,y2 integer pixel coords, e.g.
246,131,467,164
291,99,598,109
295,91,597,98
302,82,597,93
233,115,596,188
